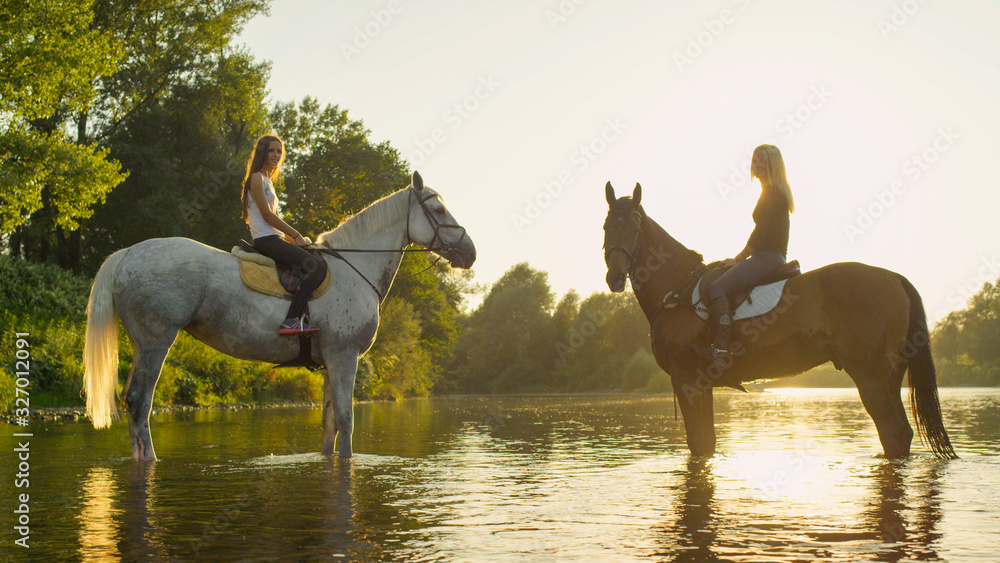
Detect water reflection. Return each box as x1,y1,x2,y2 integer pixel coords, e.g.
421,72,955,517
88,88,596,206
864,460,945,562
654,455,951,562
666,458,719,562
8,390,998,561
77,466,122,561
118,462,167,560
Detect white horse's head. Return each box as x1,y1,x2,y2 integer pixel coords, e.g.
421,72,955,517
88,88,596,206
406,171,477,269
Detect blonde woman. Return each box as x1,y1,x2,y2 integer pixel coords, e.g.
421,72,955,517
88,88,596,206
706,144,795,366
240,134,326,334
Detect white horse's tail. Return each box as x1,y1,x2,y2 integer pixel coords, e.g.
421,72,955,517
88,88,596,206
84,249,127,429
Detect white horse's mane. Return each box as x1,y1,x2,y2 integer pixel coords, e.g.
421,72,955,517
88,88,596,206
316,187,412,248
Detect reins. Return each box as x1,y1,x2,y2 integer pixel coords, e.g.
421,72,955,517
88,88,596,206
310,186,462,301
610,210,707,325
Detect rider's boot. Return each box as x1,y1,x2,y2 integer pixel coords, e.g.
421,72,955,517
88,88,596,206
707,296,747,393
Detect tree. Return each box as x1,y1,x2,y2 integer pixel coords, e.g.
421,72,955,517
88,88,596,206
364,299,434,399
7,0,269,270
931,311,963,364
452,263,556,393
961,280,1000,365
81,47,271,270
553,292,651,391
0,0,125,250
269,98,410,236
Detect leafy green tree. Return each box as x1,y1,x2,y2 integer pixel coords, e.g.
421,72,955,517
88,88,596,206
7,0,268,270
932,311,963,364
554,292,651,391
87,0,265,143
366,299,435,399
961,280,1000,365
0,0,125,250
930,276,1000,386
387,254,473,386
270,97,411,236
82,48,271,270
452,263,556,393
546,290,580,389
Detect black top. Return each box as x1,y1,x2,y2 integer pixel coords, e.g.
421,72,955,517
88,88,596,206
746,187,789,257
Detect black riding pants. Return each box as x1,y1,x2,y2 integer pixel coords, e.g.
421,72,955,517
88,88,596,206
253,235,327,320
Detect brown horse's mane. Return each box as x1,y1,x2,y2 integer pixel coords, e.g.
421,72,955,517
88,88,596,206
636,206,704,266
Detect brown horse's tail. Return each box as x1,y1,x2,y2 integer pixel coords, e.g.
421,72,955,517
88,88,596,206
898,275,957,459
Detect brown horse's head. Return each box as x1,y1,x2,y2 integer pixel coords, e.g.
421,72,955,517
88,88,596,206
603,181,643,292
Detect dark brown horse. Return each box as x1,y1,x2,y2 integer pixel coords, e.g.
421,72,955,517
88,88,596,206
602,182,956,459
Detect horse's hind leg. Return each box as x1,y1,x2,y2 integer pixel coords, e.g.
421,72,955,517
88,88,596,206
123,335,177,461
850,366,914,458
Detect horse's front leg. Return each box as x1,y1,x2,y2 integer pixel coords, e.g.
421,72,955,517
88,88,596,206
321,368,336,455
321,350,359,458
673,374,716,456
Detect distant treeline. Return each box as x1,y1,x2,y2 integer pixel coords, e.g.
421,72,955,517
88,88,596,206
3,253,999,412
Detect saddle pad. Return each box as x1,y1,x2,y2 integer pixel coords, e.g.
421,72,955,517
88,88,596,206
231,247,332,300
691,278,790,322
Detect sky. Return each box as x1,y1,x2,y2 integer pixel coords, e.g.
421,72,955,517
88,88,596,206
236,0,1000,323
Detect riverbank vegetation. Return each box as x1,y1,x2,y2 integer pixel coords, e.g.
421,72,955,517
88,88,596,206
2,1,997,413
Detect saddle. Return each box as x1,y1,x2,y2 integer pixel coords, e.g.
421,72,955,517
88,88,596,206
691,260,801,321
231,240,332,299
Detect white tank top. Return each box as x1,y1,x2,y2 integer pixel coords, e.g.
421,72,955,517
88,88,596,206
247,174,284,240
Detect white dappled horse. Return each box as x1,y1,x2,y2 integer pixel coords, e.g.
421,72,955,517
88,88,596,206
83,172,476,460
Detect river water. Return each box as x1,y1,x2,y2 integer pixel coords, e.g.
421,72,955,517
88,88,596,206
1,389,998,561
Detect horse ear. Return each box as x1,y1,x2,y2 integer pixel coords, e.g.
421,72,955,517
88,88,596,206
412,171,424,192
633,183,642,205
605,182,616,206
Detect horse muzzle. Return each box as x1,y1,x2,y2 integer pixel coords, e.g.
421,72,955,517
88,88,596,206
606,270,627,293
444,239,477,269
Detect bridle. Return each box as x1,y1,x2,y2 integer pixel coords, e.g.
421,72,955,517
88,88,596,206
313,185,470,303
604,206,706,309
604,209,644,281
407,186,469,257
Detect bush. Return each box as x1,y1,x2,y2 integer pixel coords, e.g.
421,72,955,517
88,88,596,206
0,256,90,321
936,359,1000,387
621,348,661,391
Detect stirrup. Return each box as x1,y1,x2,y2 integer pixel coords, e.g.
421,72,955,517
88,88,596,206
708,348,748,393
278,317,320,335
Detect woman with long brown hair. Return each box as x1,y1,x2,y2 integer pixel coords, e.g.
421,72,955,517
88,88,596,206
241,134,326,334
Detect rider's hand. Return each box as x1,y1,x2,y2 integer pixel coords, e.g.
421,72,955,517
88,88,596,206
294,234,312,247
